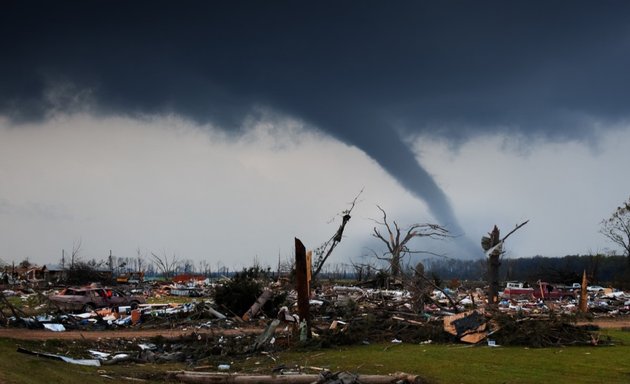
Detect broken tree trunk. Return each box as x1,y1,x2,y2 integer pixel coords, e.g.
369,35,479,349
486,226,502,307
167,371,424,384
295,238,311,339
242,288,273,321
579,270,588,313
311,213,352,280
482,221,529,308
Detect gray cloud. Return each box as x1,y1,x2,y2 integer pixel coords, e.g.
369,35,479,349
3,1,630,256
0,198,73,221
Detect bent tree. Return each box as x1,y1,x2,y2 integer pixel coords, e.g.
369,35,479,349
371,205,449,277
311,189,363,280
600,196,630,264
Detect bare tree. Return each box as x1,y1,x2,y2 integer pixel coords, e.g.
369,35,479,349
181,259,195,273
600,196,630,265
118,258,128,274
350,258,378,282
135,248,146,272
150,251,180,279
198,260,211,276
70,238,82,267
371,205,449,277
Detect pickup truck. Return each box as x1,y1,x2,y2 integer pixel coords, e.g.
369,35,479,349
501,282,576,301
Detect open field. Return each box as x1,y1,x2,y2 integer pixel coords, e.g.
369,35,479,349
0,327,629,384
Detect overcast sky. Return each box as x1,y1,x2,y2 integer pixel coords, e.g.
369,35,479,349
2,1,630,269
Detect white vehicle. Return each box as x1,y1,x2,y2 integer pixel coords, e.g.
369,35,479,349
586,285,605,293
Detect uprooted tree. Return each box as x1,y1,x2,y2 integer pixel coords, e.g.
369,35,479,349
600,196,630,265
371,205,450,278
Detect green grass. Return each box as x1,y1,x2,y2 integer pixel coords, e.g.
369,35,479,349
236,329,630,384
1,330,629,384
0,338,181,384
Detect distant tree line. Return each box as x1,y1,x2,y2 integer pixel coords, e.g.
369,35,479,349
7,249,628,290
423,254,629,289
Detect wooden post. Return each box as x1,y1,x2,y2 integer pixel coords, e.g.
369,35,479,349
295,238,311,339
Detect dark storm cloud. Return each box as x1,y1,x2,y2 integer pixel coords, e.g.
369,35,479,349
3,1,630,251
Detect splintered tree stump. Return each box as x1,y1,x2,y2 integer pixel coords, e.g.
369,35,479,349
295,238,311,339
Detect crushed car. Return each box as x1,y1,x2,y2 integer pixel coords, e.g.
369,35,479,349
49,287,146,312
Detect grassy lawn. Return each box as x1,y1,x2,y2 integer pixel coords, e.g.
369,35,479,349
265,338,629,383
0,329,628,384
228,329,630,384
0,337,181,384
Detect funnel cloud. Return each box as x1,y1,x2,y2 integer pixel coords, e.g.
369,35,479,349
3,2,630,259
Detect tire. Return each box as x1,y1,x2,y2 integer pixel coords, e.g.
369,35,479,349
82,303,95,313
130,301,139,310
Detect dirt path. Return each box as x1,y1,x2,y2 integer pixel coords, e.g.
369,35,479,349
0,317,628,341
577,317,630,329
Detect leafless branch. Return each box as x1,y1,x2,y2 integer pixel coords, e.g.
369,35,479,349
600,198,630,258
150,251,180,278
501,220,530,243
311,189,363,279
71,238,82,267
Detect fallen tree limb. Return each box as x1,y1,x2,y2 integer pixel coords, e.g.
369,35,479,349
167,371,424,384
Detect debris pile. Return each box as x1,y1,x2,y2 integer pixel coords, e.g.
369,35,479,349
1,276,628,362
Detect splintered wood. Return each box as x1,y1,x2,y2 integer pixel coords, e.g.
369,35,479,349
443,310,488,344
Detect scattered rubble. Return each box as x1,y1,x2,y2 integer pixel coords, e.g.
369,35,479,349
17,346,101,366
1,275,629,377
